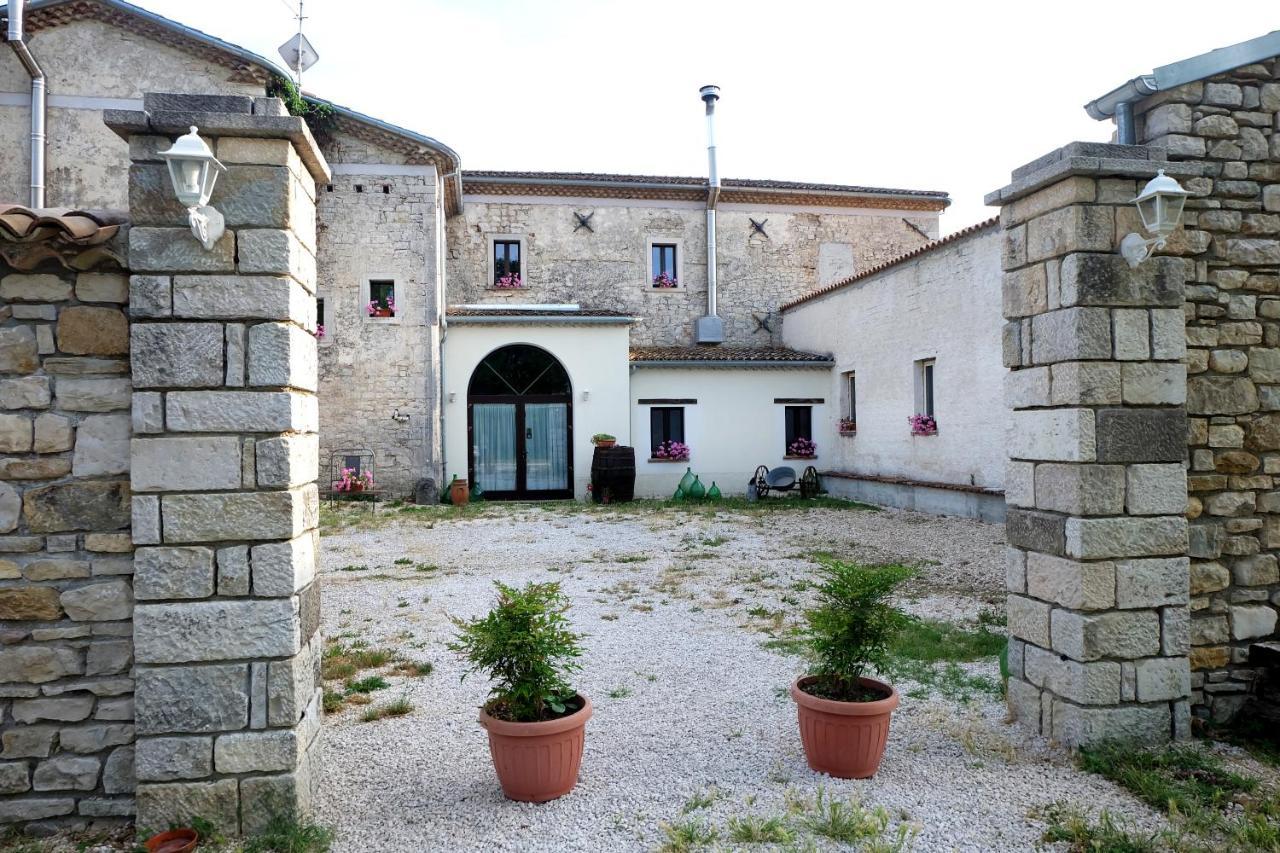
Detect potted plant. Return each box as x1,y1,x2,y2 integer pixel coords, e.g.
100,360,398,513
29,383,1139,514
449,581,590,802
366,294,395,317
495,272,523,289
332,467,373,493
652,271,678,288
651,439,690,461
908,414,937,436
591,433,616,448
787,437,817,458
838,417,857,435
790,557,911,779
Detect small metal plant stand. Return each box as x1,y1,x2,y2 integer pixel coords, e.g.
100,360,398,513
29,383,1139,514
323,448,385,513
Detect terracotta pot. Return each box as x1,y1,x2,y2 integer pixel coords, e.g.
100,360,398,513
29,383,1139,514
791,675,899,779
349,482,365,493
594,439,616,448
479,695,591,802
144,828,198,853
450,478,470,506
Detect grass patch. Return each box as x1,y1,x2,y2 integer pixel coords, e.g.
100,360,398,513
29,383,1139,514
241,815,335,853
607,686,632,699
414,563,438,573
659,818,718,852
726,815,792,844
1039,803,1159,853
337,564,368,572
879,616,1007,701
344,675,389,695
802,791,915,850
360,695,414,722
322,688,345,714
701,536,728,547
615,554,650,563
388,660,433,677
393,557,412,565
682,787,720,813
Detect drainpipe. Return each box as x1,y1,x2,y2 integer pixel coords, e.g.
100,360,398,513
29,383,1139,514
694,84,724,344
6,0,47,208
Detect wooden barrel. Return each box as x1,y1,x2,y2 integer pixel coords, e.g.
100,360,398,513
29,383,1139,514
591,445,636,503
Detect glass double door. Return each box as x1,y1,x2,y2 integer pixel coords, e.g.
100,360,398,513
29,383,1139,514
470,398,571,500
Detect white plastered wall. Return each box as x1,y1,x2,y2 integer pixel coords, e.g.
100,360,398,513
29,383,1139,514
442,323,632,499
781,225,1005,489
629,367,830,497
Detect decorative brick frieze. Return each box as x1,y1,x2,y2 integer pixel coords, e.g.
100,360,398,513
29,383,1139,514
993,146,1193,746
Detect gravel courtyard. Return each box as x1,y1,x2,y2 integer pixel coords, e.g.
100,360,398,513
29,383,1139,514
311,500,1167,852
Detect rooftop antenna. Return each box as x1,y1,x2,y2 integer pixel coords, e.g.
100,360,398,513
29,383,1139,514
277,0,319,88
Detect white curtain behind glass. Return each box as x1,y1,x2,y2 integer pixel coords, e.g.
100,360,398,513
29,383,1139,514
473,404,516,491
525,403,568,491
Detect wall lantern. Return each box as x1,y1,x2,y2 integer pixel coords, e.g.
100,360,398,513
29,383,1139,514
159,126,227,251
1119,169,1189,268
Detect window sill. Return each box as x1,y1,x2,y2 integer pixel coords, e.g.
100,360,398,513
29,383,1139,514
784,455,817,461
911,432,938,438
648,457,690,463
487,286,528,292
838,429,857,437
364,315,400,325
646,286,687,294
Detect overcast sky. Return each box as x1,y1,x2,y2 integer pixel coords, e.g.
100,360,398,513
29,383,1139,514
139,0,1271,233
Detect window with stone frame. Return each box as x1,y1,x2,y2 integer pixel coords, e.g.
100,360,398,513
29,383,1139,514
316,297,328,341
367,279,395,318
493,240,522,286
651,243,678,288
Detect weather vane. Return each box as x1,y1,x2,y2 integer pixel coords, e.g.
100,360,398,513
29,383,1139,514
277,1,319,88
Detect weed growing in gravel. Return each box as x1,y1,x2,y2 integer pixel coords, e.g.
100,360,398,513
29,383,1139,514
393,557,412,565
803,791,914,849
616,554,650,563
607,687,632,699
660,818,718,852
701,535,728,547
322,689,345,714
389,660,434,677
360,694,414,723
682,788,721,813
337,564,368,572
345,675,389,695
414,563,438,573
1038,803,1160,852
727,815,793,844
396,599,409,608
600,613,619,621
241,815,335,853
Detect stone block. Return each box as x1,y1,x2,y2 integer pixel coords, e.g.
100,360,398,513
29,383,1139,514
76,273,128,303
1135,657,1191,703
0,456,71,479
1060,254,1183,308
1144,103,1192,137
21,559,90,580
1006,677,1041,732
1065,516,1187,560
131,436,242,492
1,726,57,758
60,580,133,621
32,755,100,791
1248,414,1280,451
0,413,32,452
1051,701,1171,748
135,664,249,735
1005,508,1066,556
1005,462,1034,508
267,637,321,728
132,392,163,434
247,322,317,390
135,599,300,664
226,323,245,386
1025,552,1115,610
1051,608,1161,661
85,640,133,676
54,377,131,412
1031,307,1113,363
0,326,38,373
1146,134,1206,158
13,303,56,320
128,227,235,273
1115,557,1188,608
1162,607,1190,657
1024,644,1121,704
1191,561,1230,595
1121,363,1183,405
1034,463,1124,515
1188,376,1259,416
102,747,134,795
134,546,216,600
34,413,74,453
1008,594,1052,647
55,306,128,356
161,487,316,543
23,480,130,533
136,778,239,837
1220,238,1280,266
166,390,318,433
255,433,319,489
1231,605,1277,640
1049,362,1121,405
1004,367,1050,409
11,696,95,724
1007,408,1096,462
131,161,293,229
1094,408,1186,463
129,275,172,318
1026,205,1114,262
0,647,82,684
44,357,128,376
0,587,63,620
71,413,130,478
1003,265,1047,318
59,724,134,753
1234,554,1279,586
1007,547,1027,593
238,229,316,289
135,737,212,782
252,532,317,597
172,274,314,324
0,273,71,301
0,761,29,794
214,729,298,773
1126,464,1187,515
1112,309,1150,360
0,798,75,821
130,323,224,388
0,375,51,409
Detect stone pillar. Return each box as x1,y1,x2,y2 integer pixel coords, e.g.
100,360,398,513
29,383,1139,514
107,94,329,835
988,143,1198,746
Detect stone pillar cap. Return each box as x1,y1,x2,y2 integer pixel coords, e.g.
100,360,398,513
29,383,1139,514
985,141,1202,208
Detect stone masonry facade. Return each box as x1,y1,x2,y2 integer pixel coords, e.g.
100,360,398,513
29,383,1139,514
113,95,327,836
0,267,135,831
1130,60,1280,725
992,144,1195,746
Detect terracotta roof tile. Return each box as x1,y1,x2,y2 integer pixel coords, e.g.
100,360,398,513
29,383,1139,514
446,307,630,318
629,346,833,364
0,204,129,271
463,170,948,200
779,217,1000,312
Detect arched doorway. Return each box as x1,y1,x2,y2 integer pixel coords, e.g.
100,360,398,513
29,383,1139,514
467,344,573,500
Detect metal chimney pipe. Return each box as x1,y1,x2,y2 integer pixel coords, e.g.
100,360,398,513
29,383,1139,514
694,85,724,344
6,0,47,208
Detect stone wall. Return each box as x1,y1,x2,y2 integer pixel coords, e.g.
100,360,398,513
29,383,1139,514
0,266,135,831
1131,60,1280,724
314,130,443,499
446,201,938,346
990,144,1194,746
110,95,326,836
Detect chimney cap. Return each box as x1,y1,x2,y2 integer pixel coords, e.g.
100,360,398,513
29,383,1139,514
699,85,720,103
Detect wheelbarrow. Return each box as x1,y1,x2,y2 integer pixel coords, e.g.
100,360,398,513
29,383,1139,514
749,465,822,500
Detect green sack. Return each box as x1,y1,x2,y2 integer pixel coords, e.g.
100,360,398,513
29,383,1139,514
688,475,706,499
678,467,695,495
707,481,722,500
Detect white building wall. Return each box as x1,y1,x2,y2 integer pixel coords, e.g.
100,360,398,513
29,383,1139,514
780,224,1005,489
442,324,632,499
630,367,831,498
